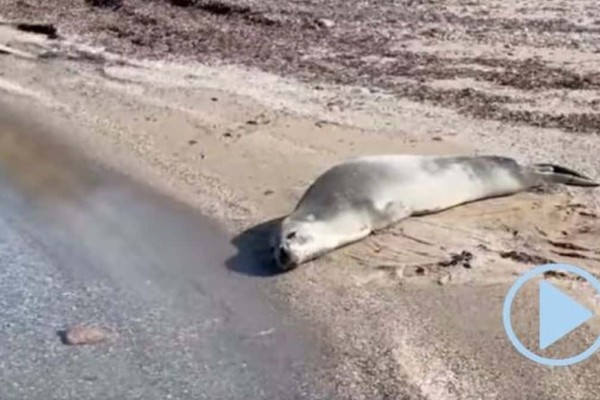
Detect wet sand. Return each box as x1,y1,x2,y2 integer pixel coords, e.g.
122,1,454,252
0,96,340,399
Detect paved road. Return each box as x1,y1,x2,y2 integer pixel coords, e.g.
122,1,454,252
0,104,334,399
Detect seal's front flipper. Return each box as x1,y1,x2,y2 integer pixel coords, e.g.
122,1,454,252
530,163,599,187
371,200,411,231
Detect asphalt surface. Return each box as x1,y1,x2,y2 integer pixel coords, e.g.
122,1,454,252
0,102,334,399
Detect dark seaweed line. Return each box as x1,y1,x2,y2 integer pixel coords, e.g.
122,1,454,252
395,83,600,134
24,0,600,135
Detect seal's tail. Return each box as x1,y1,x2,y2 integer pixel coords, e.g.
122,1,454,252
529,163,599,187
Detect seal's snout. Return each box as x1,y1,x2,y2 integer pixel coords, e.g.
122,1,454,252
278,246,291,267
275,245,298,271
273,219,307,270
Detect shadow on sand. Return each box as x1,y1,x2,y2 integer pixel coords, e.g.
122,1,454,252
226,217,288,277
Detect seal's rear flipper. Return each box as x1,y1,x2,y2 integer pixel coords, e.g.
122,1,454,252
531,163,599,187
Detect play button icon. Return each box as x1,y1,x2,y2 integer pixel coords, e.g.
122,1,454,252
539,280,593,350
503,263,600,366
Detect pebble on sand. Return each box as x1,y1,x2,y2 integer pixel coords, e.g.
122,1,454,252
62,325,109,346
316,18,335,29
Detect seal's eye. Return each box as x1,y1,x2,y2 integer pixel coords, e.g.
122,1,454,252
286,231,297,240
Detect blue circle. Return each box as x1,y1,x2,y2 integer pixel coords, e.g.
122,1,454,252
503,263,600,366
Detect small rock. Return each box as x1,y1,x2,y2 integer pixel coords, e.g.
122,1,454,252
316,18,336,29
437,274,451,286
86,0,123,9
61,325,109,346
543,270,568,279
223,132,232,138
171,0,196,6
438,250,473,268
263,189,274,196
188,139,197,145
432,136,443,141
499,250,553,265
211,97,218,102
15,23,58,39
255,328,275,337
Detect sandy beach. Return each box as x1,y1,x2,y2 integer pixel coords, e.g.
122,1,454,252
1,0,600,398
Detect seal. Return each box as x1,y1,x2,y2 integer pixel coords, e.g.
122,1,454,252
272,154,598,270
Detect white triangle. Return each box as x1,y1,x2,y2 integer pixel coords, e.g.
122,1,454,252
539,280,593,350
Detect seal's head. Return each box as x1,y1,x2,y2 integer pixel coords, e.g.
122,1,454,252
272,215,335,271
